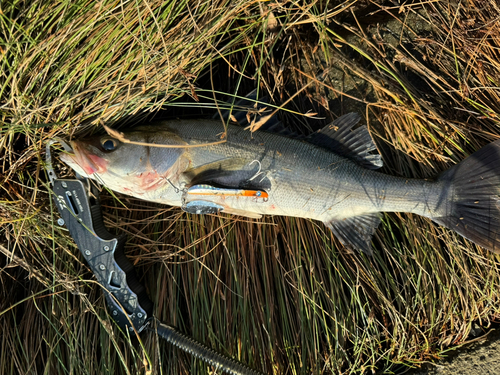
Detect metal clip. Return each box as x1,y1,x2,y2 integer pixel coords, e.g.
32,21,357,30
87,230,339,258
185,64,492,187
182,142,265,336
46,139,153,332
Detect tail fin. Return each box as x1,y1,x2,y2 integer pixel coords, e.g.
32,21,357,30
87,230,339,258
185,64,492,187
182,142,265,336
434,139,500,252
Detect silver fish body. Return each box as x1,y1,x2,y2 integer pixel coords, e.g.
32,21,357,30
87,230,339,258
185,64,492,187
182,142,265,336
159,120,441,217
60,114,500,254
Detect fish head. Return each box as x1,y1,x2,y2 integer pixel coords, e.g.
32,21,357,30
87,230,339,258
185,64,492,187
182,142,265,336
60,130,189,196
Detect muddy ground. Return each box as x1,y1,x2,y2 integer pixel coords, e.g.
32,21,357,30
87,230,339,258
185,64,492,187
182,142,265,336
406,330,500,375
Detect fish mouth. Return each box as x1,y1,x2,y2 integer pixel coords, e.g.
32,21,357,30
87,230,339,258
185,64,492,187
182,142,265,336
60,141,108,176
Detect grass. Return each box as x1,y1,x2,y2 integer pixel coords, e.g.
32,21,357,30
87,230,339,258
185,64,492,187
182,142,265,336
2,0,500,374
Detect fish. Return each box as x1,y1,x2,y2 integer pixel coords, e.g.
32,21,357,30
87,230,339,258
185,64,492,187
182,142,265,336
59,113,500,254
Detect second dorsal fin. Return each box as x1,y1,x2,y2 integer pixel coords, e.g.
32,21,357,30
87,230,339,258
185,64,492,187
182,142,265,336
307,113,383,169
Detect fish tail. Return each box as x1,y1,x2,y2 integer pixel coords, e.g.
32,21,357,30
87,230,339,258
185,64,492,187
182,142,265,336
434,139,500,252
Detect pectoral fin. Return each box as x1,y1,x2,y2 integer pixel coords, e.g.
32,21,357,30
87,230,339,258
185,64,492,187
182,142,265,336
325,213,381,255
182,158,251,186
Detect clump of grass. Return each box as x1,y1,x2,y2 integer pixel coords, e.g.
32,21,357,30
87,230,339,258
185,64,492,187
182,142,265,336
2,0,500,374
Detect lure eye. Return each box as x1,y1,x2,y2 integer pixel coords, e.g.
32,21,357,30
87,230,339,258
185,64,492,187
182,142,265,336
101,138,118,151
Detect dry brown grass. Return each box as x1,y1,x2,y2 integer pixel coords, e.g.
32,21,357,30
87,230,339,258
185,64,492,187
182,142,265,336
2,0,500,374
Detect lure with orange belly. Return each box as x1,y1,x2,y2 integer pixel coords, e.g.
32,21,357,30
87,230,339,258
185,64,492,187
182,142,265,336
186,184,269,199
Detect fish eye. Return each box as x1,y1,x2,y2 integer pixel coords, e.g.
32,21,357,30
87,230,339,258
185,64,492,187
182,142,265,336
101,137,118,151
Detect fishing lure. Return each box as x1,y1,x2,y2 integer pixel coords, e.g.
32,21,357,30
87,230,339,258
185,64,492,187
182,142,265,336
187,184,269,200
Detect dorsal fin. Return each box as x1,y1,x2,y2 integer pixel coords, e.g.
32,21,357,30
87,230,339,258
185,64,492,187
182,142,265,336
307,113,383,169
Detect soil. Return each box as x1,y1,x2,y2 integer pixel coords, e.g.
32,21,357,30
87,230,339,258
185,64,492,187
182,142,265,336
406,330,500,375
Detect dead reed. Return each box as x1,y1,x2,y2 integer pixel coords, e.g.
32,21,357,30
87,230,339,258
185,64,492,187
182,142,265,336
2,0,500,374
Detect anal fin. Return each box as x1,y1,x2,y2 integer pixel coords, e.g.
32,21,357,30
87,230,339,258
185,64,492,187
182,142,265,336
325,213,381,255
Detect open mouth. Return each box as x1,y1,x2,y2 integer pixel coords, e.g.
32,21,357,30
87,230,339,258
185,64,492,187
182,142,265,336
60,141,107,176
